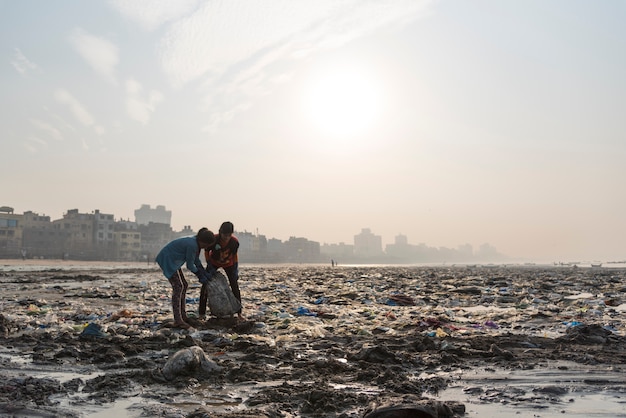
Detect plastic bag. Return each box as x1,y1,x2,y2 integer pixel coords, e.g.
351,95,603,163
205,270,242,318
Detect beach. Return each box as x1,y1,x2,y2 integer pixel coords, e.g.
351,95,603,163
1,261,625,417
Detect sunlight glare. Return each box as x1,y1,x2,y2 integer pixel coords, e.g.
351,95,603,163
303,68,381,141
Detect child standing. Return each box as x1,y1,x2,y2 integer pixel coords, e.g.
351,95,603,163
200,221,242,320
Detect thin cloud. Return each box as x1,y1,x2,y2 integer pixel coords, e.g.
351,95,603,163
69,28,119,83
44,108,78,133
23,143,38,153
203,111,236,135
94,125,106,136
125,78,164,125
158,1,331,87
196,41,295,123
30,119,63,141
11,48,38,75
108,0,200,31
202,102,251,134
159,0,431,87
270,73,294,85
156,0,432,131
24,136,48,153
54,88,95,127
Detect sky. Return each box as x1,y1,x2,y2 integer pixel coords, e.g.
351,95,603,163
2,0,625,262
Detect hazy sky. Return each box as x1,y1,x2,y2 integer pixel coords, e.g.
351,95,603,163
2,0,625,262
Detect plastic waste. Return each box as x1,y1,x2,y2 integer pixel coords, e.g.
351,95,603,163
80,322,107,338
204,270,242,318
435,327,448,338
160,346,222,380
296,306,317,316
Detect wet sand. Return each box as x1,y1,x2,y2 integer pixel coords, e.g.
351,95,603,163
1,261,625,417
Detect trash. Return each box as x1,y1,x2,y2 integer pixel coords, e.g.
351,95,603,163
452,286,483,295
435,327,448,338
160,346,222,380
109,309,134,320
296,306,317,316
314,296,329,304
3,263,626,417
557,324,616,345
384,311,397,320
364,401,462,418
26,304,47,316
484,320,499,329
490,343,515,360
80,322,107,338
204,270,242,318
387,294,415,306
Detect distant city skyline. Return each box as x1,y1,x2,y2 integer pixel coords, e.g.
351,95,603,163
0,204,508,263
1,203,503,259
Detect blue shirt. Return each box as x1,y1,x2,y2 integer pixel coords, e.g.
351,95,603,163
155,236,203,278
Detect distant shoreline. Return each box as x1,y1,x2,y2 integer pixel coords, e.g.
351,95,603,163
2,258,625,272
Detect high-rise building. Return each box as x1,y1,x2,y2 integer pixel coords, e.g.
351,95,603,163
354,228,383,257
385,234,414,260
134,204,171,226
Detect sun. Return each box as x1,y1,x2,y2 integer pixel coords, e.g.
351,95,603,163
302,67,381,141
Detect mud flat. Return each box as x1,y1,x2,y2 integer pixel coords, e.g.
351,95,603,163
1,261,625,417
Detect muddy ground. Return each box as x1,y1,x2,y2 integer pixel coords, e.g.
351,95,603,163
1,263,625,417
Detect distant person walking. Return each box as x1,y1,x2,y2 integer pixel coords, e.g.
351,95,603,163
156,228,216,329
200,221,243,320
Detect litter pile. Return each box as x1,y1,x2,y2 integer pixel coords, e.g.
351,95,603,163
0,263,625,417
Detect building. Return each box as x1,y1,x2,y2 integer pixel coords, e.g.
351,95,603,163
22,210,51,228
385,234,415,260
320,242,354,262
283,236,321,263
266,238,283,255
134,204,171,226
354,228,383,258
172,225,194,240
113,226,142,261
93,210,115,260
237,231,267,253
264,238,285,262
237,231,270,262
52,209,96,259
138,222,173,261
21,211,70,259
456,244,474,261
0,206,22,258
